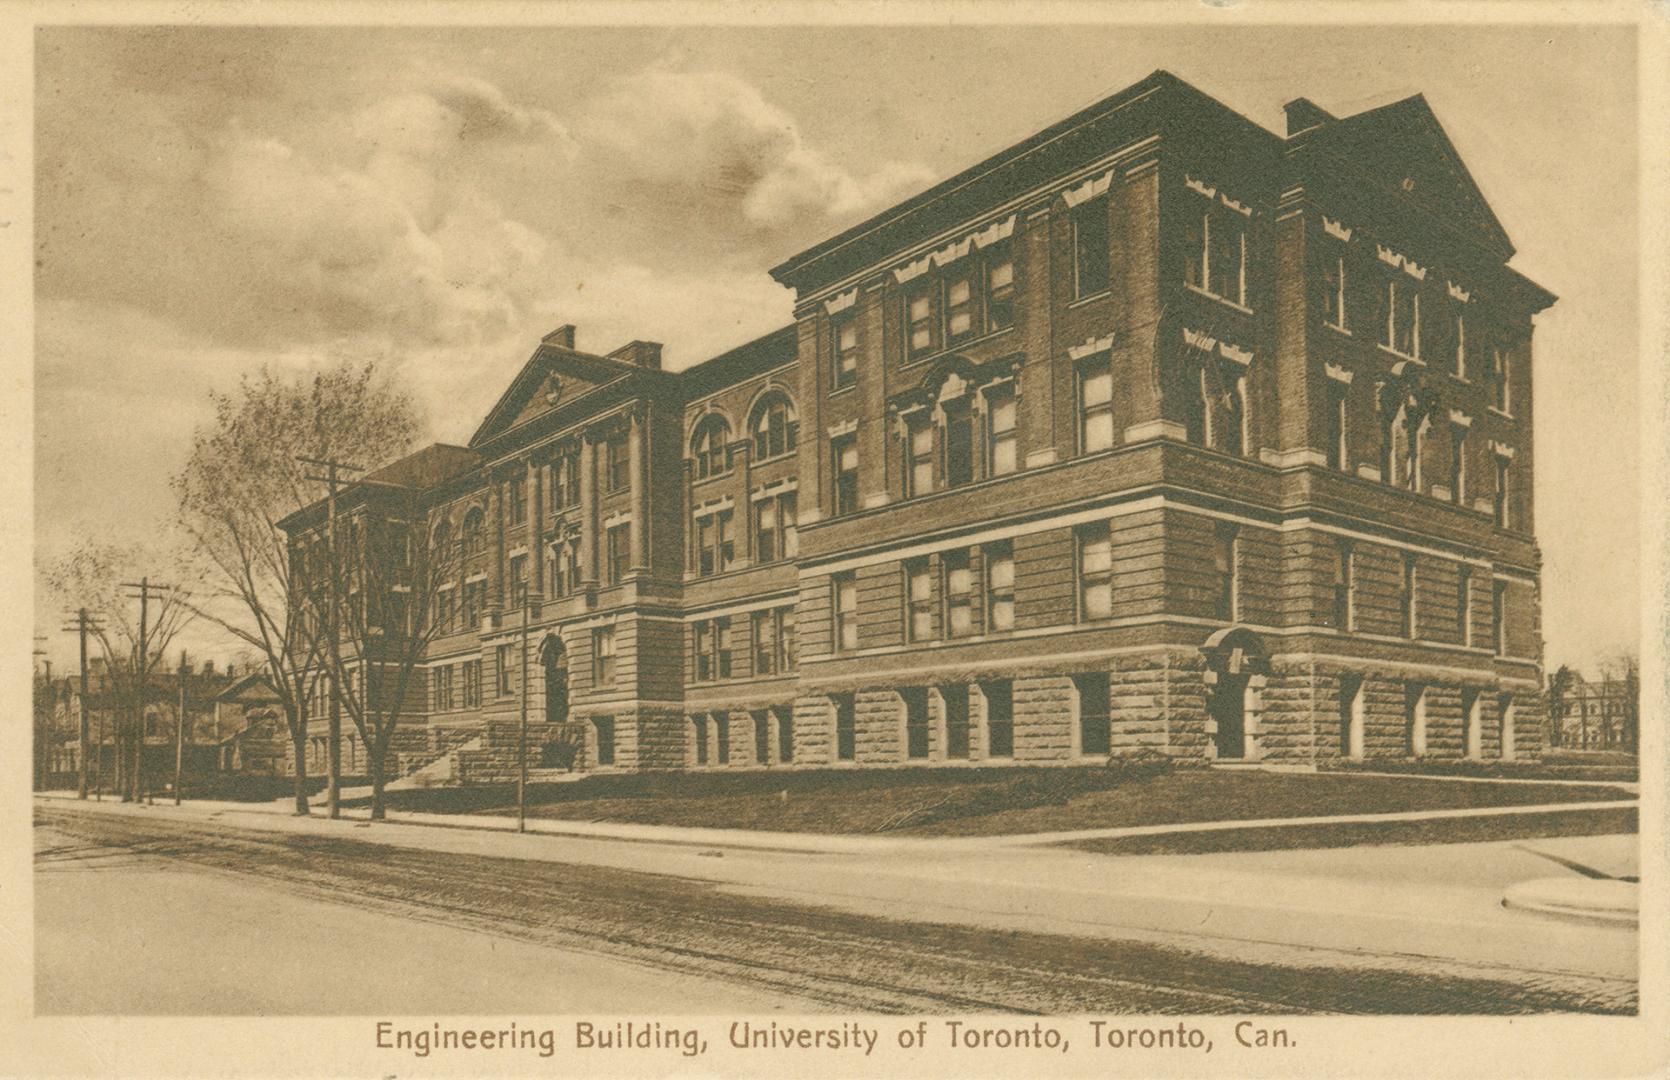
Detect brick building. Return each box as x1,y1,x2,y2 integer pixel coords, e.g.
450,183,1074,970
283,71,1553,778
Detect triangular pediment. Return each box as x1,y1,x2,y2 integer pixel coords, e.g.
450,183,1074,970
468,345,631,449
1307,95,1515,260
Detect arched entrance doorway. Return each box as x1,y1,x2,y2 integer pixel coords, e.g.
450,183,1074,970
1199,627,1271,761
540,634,568,725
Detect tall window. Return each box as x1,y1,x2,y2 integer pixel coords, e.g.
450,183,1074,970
982,679,1014,759
1453,307,1468,378
1412,416,1430,492
831,435,859,517
713,711,730,765
753,491,797,564
551,451,579,510
463,659,481,708
1493,454,1511,528
833,693,856,761
906,280,937,359
833,572,858,653
431,665,453,712
1325,379,1349,470
1078,354,1114,453
462,508,486,556
941,684,971,760
691,715,709,766
985,541,1015,633
695,509,734,577
1214,526,1239,622
592,626,616,686
945,272,975,345
903,688,930,759
1323,250,1347,330
1331,540,1353,631
986,384,1017,476
1384,278,1420,358
905,414,934,497
606,523,630,584
1078,521,1114,620
605,430,630,492
462,579,485,627
507,472,526,523
1492,580,1508,656
593,717,616,767
496,643,513,697
943,550,975,638
1072,197,1111,298
833,315,859,390
1400,554,1418,638
1075,672,1111,757
435,587,455,634
1186,207,1247,306
752,710,771,766
1456,564,1473,645
691,417,731,480
1450,424,1468,504
694,617,732,682
905,558,933,642
944,401,975,489
508,553,528,608
752,607,794,677
751,395,798,461
985,244,1016,331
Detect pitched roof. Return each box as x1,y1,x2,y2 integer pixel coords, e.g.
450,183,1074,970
362,443,481,490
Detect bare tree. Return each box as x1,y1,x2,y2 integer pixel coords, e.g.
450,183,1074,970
43,540,198,802
1544,664,1575,749
174,362,419,815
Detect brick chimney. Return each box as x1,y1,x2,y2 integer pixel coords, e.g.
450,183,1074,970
607,340,663,370
543,324,578,350
1283,97,1336,137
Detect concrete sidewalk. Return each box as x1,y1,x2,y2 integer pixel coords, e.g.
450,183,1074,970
33,788,1637,854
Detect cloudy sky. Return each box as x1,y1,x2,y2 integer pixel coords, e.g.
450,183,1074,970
32,21,1638,674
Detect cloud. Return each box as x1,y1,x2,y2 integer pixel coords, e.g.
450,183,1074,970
576,69,933,231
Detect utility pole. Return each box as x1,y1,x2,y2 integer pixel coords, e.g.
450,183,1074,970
300,455,363,821
176,650,188,806
60,609,105,799
518,595,530,834
119,578,172,804
32,639,49,792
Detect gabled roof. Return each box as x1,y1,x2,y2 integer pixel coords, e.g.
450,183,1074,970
362,443,480,490
467,341,649,449
1289,93,1516,261
213,672,280,703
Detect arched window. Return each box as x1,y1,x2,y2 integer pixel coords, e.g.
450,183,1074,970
461,507,485,556
750,393,799,461
690,416,732,480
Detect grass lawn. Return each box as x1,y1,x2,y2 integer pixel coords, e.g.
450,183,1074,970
360,764,1633,838
1067,806,1638,856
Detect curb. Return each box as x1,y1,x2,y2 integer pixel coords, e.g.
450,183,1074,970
1502,877,1639,927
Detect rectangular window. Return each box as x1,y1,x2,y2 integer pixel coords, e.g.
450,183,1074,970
714,711,730,765
752,607,791,677
464,659,481,708
753,492,797,564
945,274,974,344
752,709,771,766
905,414,934,497
906,280,937,358
694,620,714,682
507,473,526,523
833,315,859,390
1075,672,1111,757
496,643,513,697
1078,521,1114,621
982,679,1014,759
691,715,709,766
833,693,856,761
552,452,579,509
605,431,630,493
1494,455,1511,528
986,384,1017,476
1323,251,1347,329
696,509,734,577
1453,308,1467,378
776,706,794,764
985,541,1014,633
1456,564,1472,646
1208,213,1246,305
943,549,975,638
431,666,451,712
985,245,1015,331
1385,278,1420,358
942,684,971,760
594,716,616,767
1492,581,1508,656
461,580,485,627
832,436,859,517
902,688,930,760
905,558,934,642
1450,425,1468,505
1405,683,1427,757
606,523,631,584
508,553,528,608
435,587,455,633
592,626,616,686
833,572,858,653
1325,379,1349,470
1332,541,1352,631
782,606,796,671
945,403,975,488
1073,197,1111,298
1207,362,1247,457
1401,554,1418,638
1214,526,1239,622
1078,355,1114,453
1492,346,1510,413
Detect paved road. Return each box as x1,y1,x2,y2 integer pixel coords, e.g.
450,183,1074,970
34,804,1636,1015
